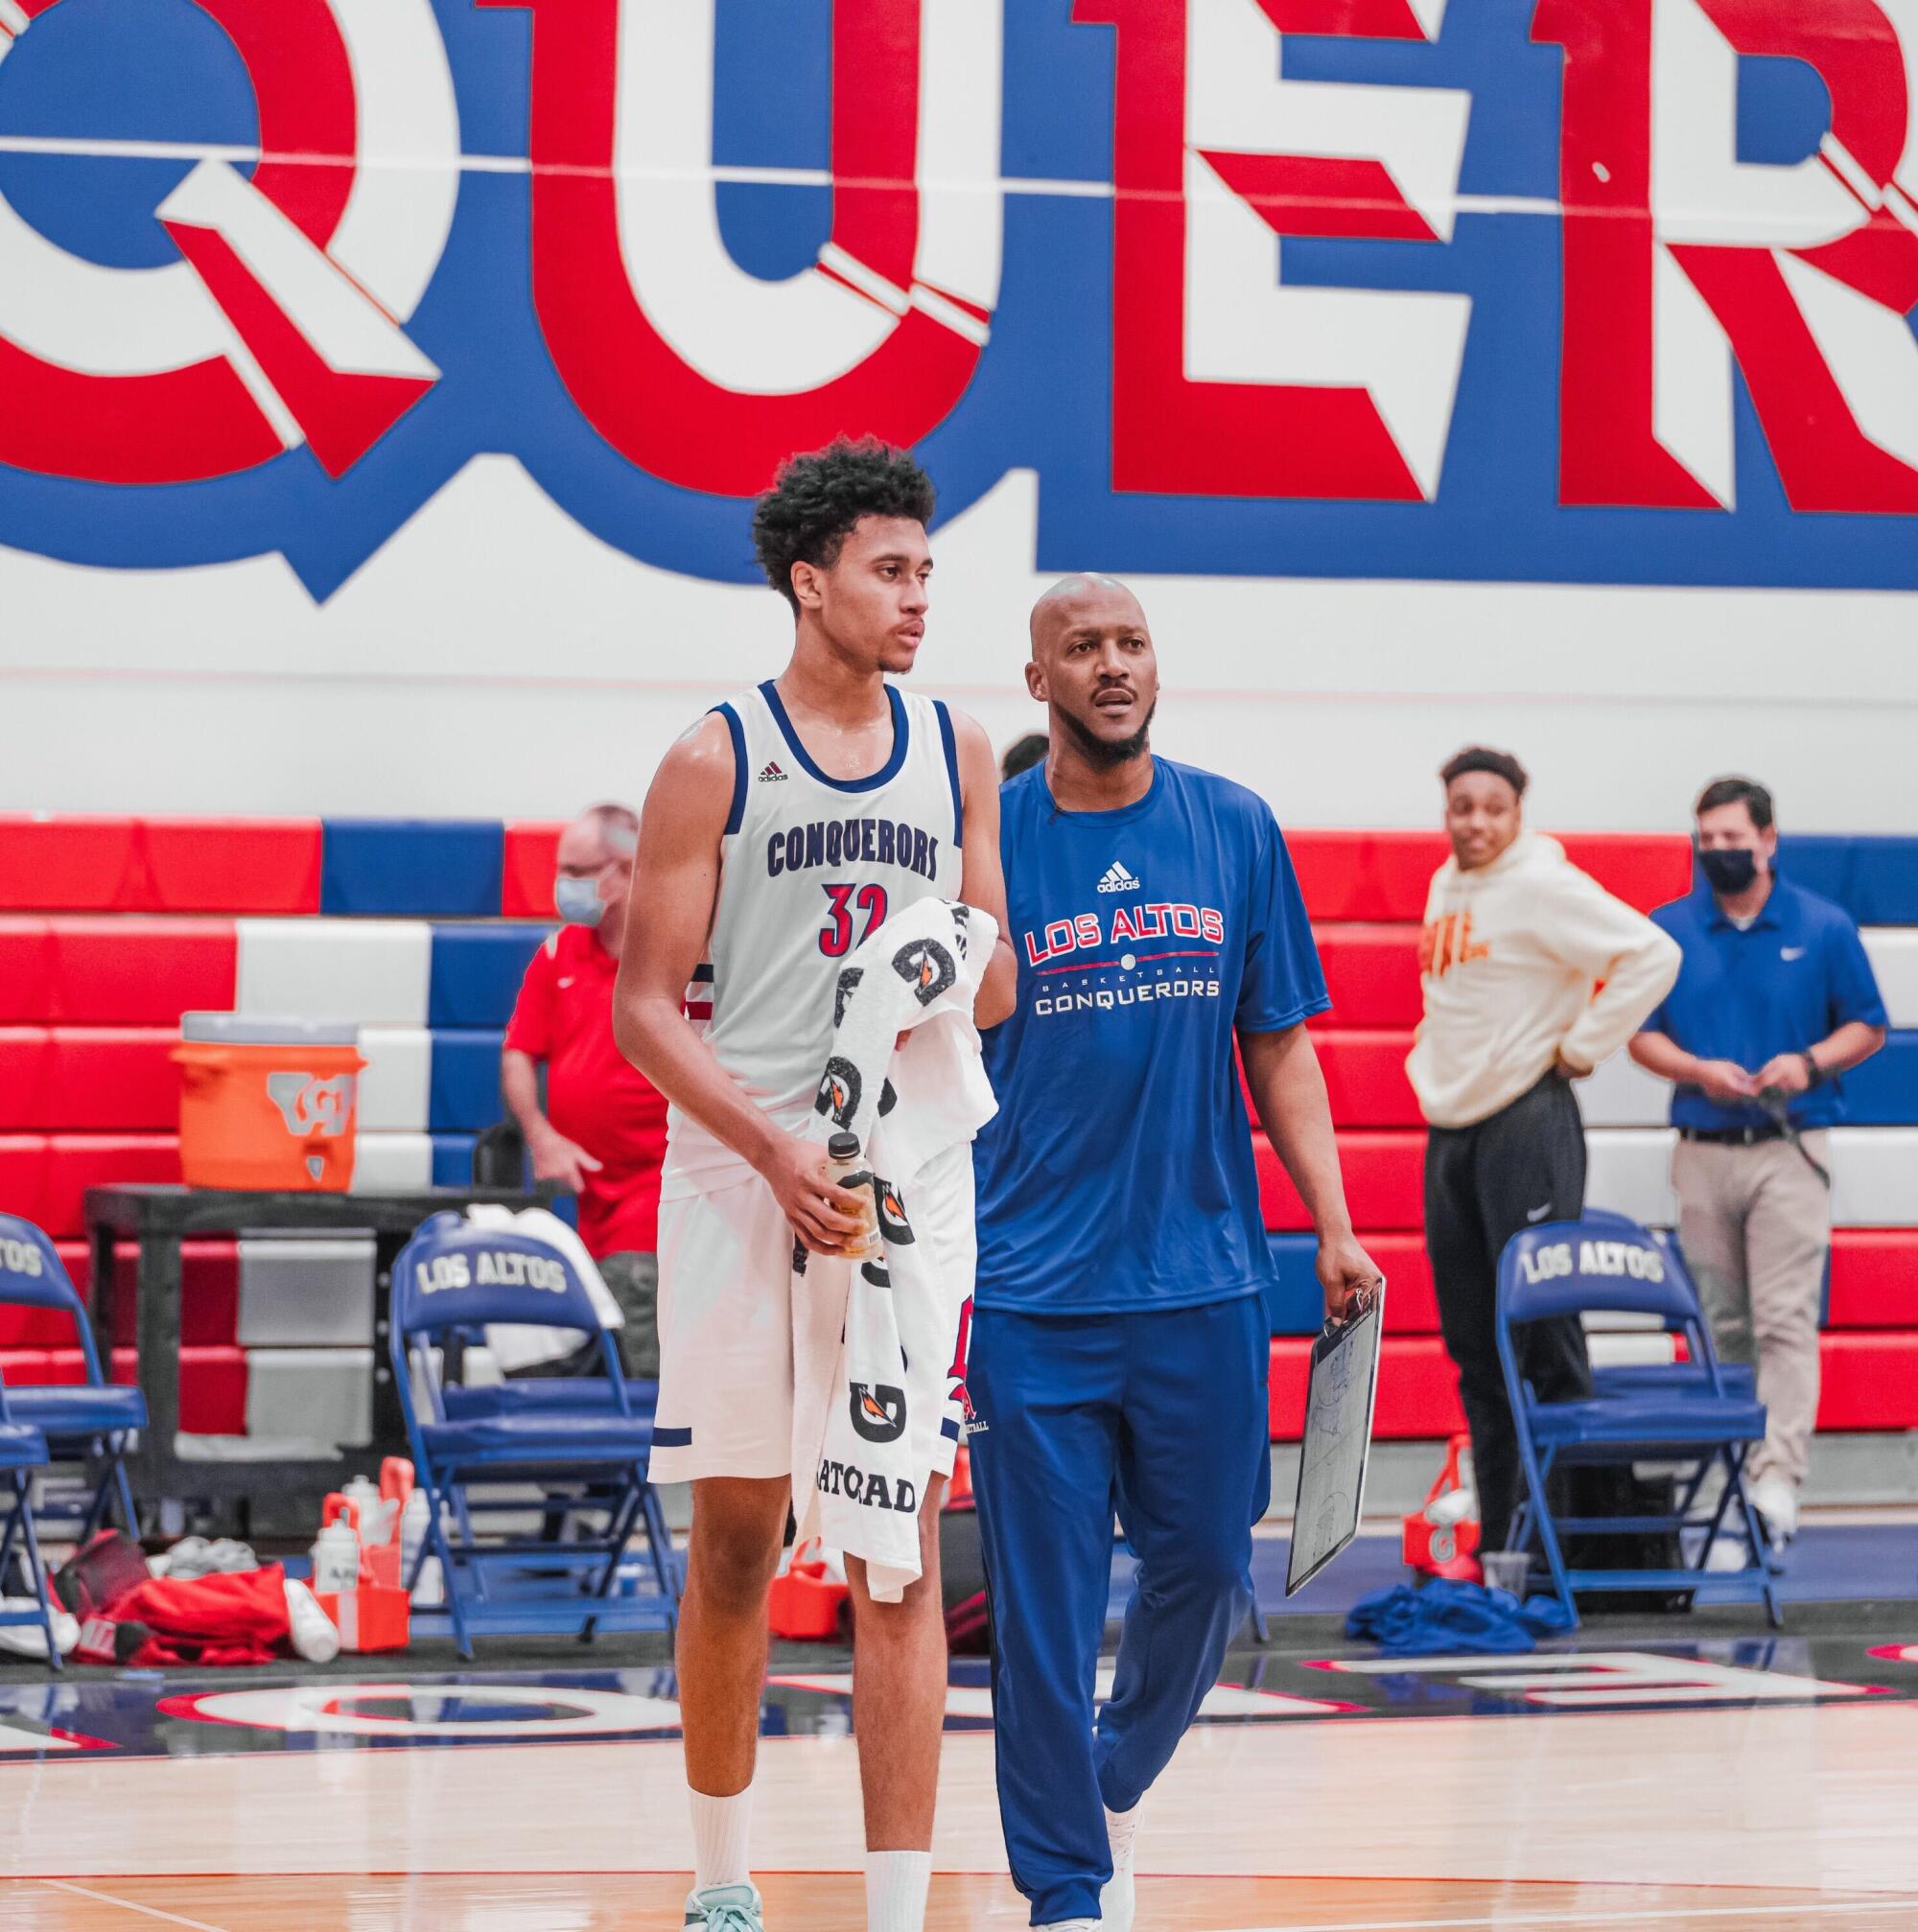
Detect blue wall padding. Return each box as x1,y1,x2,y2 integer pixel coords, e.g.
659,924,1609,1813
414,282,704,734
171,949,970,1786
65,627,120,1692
429,923,549,1027
1777,837,1918,925
321,820,504,917
430,1029,506,1131
1838,1032,1918,1127
1263,1235,1329,1335
430,1131,480,1187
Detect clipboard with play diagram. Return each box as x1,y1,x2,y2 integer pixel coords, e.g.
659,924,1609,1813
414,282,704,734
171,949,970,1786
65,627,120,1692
1284,1282,1385,1595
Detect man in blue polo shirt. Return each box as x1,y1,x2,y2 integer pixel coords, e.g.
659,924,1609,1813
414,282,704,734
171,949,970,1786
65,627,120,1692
971,575,1381,1932
1630,778,1886,1545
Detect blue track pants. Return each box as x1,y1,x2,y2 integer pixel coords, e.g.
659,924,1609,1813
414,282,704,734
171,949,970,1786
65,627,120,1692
969,1293,1272,1925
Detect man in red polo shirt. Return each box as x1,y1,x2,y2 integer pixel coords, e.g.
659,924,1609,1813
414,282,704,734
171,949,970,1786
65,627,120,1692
503,803,667,1374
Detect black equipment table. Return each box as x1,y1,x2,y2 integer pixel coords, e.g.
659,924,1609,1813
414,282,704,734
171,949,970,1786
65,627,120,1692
83,1184,549,1520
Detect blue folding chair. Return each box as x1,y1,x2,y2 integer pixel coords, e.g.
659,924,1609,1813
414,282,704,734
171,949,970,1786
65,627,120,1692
1497,1212,1781,1629
0,1376,60,1669
0,1215,147,1542
1575,1211,1758,1407
390,1212,677,1658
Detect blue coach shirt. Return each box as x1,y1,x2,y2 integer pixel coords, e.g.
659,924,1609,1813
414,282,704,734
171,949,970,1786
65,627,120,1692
974,758,1328,1315
1641,875,1886,1130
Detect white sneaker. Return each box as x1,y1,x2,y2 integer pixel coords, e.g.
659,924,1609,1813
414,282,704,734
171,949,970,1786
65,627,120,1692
1750,1476,1799,1548
1036,1921,1099,1931
1704,1529,1751,1572
684,1882,764,1929
1101,1802,1138,1932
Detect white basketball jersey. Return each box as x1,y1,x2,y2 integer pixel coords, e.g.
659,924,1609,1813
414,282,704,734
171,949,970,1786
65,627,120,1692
663,679,966,1196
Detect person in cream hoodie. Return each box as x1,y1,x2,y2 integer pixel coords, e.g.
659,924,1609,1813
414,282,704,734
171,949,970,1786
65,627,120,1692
1408,747,1681,1559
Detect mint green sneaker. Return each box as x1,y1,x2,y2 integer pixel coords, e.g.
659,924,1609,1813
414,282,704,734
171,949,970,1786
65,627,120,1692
685,1881,765,1929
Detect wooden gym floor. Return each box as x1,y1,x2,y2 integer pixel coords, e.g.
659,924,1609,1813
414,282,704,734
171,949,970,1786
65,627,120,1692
0,1637,1913,1929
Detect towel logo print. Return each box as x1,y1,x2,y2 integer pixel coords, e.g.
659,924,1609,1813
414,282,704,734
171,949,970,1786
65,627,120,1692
814,1057,862,1126
850,1382,908,1444
892,938,956,1006
876,1181,915,1245
791,1237,809,1276
1097,860,1140,895
833,966,864,1028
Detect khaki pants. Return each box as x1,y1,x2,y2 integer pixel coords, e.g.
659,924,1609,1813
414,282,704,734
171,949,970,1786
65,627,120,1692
1672,1133,1831,1490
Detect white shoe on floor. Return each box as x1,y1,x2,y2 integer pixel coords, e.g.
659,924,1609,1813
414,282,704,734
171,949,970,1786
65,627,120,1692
1704,1529,1752,1572
1036,1921,1098,1931
683,1882,764,1929
1750,1476,1799,1548
1101,1802,1138,1932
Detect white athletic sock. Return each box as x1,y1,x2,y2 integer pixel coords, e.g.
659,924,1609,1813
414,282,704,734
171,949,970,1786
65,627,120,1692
1105,1800,1139,1872
689,1785,754,1894
1101,1801,1139,1932
864,1849,932,1932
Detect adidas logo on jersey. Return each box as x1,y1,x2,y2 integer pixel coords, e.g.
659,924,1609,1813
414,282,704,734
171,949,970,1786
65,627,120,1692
758,760,788,782
1097,861,1140,894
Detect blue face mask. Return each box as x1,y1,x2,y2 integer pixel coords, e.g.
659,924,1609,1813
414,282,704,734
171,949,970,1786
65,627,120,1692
554,874,605,926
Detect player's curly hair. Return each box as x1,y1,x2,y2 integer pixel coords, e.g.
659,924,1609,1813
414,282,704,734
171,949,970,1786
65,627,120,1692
1440,745,1530,798
751,437,936,612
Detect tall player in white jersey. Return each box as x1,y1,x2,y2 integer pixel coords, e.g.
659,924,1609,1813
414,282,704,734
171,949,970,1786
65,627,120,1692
616,440,1016,1932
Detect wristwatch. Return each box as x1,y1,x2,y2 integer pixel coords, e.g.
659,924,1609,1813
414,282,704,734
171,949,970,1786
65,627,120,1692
1801,1050,1823,1088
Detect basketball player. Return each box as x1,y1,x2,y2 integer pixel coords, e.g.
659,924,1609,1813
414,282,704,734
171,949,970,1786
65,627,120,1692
969,575,1380,1931
614,439,1016,1932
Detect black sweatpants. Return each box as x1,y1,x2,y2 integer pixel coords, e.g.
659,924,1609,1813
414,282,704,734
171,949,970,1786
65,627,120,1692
1424,1074,1592,1554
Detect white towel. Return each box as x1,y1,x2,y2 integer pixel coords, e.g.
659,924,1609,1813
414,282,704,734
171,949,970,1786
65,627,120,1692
463,1203,625,1374
789,897,998,1602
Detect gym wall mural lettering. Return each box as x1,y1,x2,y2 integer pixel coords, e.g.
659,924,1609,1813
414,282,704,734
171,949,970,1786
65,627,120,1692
2,0,1917,599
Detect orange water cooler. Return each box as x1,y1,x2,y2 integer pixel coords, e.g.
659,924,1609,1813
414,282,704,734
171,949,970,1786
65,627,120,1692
174,1013,366,1192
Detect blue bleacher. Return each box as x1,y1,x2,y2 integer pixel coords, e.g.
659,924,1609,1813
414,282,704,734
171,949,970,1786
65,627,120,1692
321,820,506,918
1835,1030,1918,1126
1776,835,1918,925
429,923,550,1027
430,1029,509,1131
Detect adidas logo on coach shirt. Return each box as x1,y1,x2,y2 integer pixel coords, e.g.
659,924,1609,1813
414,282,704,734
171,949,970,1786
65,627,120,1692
1097,861,1140,894
758,760,788,783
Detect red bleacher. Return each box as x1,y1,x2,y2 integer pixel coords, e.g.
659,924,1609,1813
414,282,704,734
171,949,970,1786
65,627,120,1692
0,817,320,915
503,821,567,919
0,917,238,1023
0,1029,179,1131
1284,831,1691,924
1256,1132,1425,1232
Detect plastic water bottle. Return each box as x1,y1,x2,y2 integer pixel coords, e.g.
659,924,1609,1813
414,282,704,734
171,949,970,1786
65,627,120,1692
399,1488,430,1585
311,1509,362,1596
824,1132,881,1260
342,1474,391,1545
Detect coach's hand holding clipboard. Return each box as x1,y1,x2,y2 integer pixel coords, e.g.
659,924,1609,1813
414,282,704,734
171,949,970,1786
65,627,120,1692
1318,1228,1386,1325
1286,1268,1387,1596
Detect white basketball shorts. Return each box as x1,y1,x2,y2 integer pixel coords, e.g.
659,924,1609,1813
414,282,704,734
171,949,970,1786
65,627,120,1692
650,1151,975,1488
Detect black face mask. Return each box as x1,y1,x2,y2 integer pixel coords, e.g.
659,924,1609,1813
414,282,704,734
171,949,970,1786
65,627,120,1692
1698,846,1759,895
